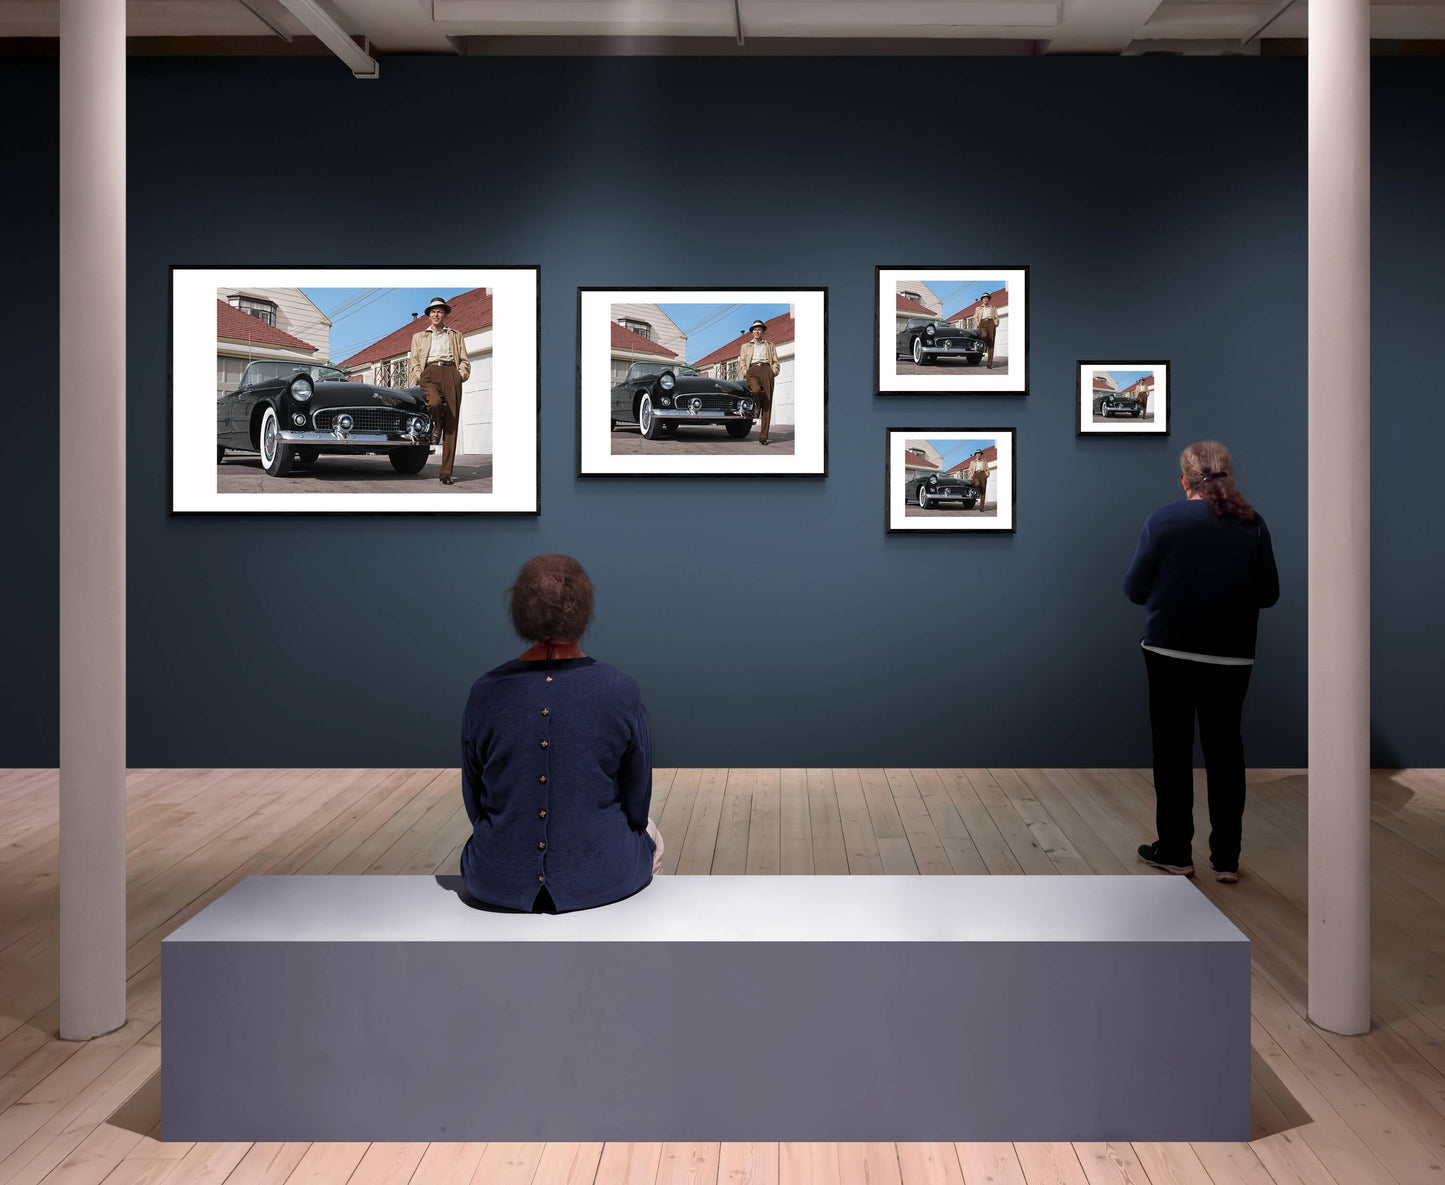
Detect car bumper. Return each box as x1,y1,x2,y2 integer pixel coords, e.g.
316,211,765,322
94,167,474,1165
919,493,979,505
652,410,752,421
278,430,429,447
917,345,983,356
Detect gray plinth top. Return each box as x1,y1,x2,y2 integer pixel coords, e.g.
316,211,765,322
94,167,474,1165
163,874,1247,945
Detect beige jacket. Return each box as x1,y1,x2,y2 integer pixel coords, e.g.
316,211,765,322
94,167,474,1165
968,456,990,479
975,302,999,325
407,326,472,386
738,338,780,376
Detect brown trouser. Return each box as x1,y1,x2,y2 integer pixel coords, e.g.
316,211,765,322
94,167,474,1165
745,362,776,444
978,322,997,366
419,362,463,477
973,470,989,510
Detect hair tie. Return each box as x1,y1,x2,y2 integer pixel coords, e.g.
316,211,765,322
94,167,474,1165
1203,470,1226,481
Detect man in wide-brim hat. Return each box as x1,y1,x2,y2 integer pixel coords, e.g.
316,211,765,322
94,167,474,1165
407,296,473,485
974,290,1000,369
966,447,990,511
736,318,780,446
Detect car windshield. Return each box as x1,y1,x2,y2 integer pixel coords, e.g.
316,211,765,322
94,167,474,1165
241,362,350,387
628,363,700,380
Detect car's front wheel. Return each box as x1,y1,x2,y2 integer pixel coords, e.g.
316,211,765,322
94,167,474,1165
639,395,665,440
912,337,932,366
724,420,752,440
1132,408,1143,418
258,406,294,477
918,487,932,510
966,355,983,366
389,445,431,474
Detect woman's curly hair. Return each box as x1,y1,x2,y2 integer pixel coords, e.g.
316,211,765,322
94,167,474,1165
1180,441,1256,521
509,554,594,643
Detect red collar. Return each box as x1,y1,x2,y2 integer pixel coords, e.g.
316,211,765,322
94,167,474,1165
519,639,587,661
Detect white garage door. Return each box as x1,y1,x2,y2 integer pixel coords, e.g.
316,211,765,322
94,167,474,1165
460,352,493,456
771,357,795,427
996,314,1010,364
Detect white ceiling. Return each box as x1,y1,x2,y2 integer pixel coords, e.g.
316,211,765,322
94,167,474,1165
2,0,1443,52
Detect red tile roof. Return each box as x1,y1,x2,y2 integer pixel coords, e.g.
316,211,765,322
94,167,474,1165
896,294,934,316
946,286,1010,322
611,322,677,358
903,448,939,470
690,312,796,369
339,287,494,368
216,300,316,353
1093,372,1117,391
946,445,998,474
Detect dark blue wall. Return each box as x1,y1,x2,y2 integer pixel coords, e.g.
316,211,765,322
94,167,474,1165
3,55,1440,768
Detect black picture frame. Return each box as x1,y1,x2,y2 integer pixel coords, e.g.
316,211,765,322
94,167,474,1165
169,264,542,517
1076,359,1172,437
874,265,1030,398
885,426,1018,534
576,286,829,479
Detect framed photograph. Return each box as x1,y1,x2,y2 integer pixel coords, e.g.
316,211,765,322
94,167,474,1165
577,287,828,477
875,266,1029,396
886,428,1017,533
171,266,539,514
1077,361,1171,435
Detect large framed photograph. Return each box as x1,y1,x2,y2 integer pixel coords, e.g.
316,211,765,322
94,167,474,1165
886,428,1017,533
1077,360,1170,435
171,266,539,514
577,288,827,477
875,266,1029,396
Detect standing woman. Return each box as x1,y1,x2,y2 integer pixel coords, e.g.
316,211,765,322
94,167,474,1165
1124,442,1279,882
460,554,663,912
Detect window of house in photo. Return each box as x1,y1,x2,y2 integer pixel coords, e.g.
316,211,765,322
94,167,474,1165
232,296,278,326
216,355,247,398
901,291,923,305
620,319,652,340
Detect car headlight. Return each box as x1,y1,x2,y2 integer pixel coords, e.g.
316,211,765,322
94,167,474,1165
925,325,935,336
928,475,938,485
290,376,313,401
659,372,676,391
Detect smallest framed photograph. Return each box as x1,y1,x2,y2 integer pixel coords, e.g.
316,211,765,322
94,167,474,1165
886,427,1016,533
1078,361,1170,435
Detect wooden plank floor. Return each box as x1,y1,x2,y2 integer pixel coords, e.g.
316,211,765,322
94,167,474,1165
4,766,1445,1185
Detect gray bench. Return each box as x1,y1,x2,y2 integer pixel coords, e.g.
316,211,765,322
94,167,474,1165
161,874,1249,1141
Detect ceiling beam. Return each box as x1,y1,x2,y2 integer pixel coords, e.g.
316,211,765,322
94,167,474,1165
1044,0,1165,52
274,0,377,75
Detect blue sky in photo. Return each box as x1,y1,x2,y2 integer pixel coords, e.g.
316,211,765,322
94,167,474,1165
299,288,446,365
1099,368,1153,389
920,280,1004,319
657,303,791,364
919,437,996,471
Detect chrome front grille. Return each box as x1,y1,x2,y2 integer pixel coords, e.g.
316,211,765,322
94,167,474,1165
672,394,738,413
313,407,412,434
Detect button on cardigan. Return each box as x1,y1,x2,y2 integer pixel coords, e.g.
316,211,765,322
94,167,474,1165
460,656,655,913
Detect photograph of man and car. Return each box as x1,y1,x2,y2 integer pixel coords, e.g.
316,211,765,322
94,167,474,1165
1077,361,1171,435
887,429,1016,533
578,288,827,477
606,302,795,454
213,286,493,491
876,266,1029,396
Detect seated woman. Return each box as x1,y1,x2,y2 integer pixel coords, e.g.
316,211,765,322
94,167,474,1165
460,554,663,913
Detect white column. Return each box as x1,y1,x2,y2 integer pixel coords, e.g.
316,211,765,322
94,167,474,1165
59,0,127,1040
1308,0,1371,1036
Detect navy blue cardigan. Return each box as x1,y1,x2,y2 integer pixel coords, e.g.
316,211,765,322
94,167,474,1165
460,656,655,912
1124,499,1280,659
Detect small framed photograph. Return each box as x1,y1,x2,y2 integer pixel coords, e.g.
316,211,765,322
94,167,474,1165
886,428,1017,533
172,266,539,514
1077,361,1171,435
577,287,828,477
875,266,1029,396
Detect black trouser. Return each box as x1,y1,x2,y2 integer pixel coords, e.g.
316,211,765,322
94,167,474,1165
1143,648,1253,870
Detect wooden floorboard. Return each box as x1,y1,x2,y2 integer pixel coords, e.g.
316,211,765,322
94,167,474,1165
1,767,1442,1185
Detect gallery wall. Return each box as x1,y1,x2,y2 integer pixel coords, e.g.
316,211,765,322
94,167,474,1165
2,53,1441,768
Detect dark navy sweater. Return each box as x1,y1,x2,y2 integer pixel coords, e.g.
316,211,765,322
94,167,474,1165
1123,499,1280,659
460,656,655,913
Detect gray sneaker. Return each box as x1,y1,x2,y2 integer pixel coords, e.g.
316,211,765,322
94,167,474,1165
1138,843,1194,876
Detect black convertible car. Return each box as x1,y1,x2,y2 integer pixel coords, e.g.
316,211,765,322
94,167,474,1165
1093,390,1145,418
906,470,982,510
217,361,433,478
610,362,757,441
895,318,986,366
